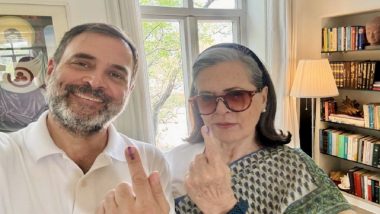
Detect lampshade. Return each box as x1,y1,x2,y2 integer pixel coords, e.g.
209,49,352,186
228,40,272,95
290,59,339,98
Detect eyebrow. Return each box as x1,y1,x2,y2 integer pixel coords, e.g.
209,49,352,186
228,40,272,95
70,53,130,74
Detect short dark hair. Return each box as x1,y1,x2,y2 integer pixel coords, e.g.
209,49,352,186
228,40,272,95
186,43,291,147
53,23,138,83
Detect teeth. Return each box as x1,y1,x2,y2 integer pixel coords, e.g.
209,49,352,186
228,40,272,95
75,92,103,103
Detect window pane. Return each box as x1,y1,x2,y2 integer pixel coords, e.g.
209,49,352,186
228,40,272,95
142,20,188,151
193,0,236,9
198,20,234,52
139,0,183,7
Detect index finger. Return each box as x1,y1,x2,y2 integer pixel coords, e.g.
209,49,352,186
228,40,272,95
201,125,223,163
125,146,152,198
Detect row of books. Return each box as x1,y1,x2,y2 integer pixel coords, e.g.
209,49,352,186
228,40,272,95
319,128,380,167
346,167,380,203
321,26,366,52
330,61,380,90
363,103,380,129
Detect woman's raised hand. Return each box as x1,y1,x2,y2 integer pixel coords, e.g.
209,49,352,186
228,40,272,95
185,126,237,214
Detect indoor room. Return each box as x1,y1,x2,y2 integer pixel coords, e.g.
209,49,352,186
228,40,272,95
1,0,380,213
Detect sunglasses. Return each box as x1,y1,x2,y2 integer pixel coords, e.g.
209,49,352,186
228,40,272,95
189,89,261,115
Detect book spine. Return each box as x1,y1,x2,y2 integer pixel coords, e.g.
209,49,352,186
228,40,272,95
358,26,366,50
346,26,351,51
348,168,358,194
363,104,369,128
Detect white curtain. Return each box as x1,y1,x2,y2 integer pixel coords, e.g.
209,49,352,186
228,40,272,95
265,0,300,148
105,0,154,143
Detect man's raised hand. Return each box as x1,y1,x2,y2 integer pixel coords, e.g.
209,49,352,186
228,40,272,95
97,146,170,214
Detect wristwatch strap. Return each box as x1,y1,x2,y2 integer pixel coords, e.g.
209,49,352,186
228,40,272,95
227,199,248,214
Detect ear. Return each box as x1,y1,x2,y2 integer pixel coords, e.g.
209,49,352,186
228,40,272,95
46,59,56,76
261,86,268,107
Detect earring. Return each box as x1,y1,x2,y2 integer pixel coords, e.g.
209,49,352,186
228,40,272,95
262,108,266,113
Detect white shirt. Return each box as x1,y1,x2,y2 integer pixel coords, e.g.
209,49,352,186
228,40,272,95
0,112,174,214
165,142,205,199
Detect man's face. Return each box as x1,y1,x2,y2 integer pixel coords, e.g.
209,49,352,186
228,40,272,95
45,32,135,136
367,23,380,45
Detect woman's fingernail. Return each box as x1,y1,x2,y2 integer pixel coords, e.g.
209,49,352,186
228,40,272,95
127,146,135,160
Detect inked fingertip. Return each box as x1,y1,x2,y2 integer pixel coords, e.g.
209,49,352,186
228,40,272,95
127,146,135,160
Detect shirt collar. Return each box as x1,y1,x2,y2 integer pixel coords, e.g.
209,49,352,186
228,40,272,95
26,111,129,162
25,111,63,161
103,124,128,162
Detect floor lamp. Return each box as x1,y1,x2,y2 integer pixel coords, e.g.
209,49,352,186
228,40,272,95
290,59,339,159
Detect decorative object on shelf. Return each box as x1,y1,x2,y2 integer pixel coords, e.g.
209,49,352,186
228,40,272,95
338,174,350,191
337,96,363,117
290,59,339,157
366,16,380,47
329,170,346,185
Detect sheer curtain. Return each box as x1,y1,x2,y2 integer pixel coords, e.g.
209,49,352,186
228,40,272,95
265,0,300,148
105,0,154,143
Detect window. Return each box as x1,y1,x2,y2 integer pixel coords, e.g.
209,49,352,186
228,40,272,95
139,0,246,151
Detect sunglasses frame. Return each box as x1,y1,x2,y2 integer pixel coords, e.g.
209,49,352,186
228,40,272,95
189,89,262,115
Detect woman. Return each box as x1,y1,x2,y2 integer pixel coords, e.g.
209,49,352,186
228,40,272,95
166,43,352,213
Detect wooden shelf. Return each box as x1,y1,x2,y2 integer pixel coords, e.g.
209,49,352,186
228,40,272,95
320,152,380,170
321,49,380,54
341,191,380,213
338,88,380,93
321,120,380,132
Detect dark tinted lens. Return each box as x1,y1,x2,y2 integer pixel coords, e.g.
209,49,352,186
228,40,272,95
196,95,217,114
224,91,250,111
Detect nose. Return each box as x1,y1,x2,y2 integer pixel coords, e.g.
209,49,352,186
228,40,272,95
81,72,105,89
214,97,230,114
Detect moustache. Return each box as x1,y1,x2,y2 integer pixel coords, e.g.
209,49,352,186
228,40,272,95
64,83,112,104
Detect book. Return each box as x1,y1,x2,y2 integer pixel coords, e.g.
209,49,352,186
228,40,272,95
358,26,366,50
328,114,365,127
372,141,380,167
354,169,368,197
348,167,361,194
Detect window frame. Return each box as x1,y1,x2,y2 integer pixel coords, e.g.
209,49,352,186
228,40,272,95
140,0,247,146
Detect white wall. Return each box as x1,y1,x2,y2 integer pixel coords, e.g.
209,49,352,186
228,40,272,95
246,0,267,63
294,0,380,61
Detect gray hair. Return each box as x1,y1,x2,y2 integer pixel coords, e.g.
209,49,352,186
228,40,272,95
192,47,265,92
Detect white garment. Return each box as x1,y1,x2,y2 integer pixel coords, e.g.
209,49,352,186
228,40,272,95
0,111,174,214
165,142,205,199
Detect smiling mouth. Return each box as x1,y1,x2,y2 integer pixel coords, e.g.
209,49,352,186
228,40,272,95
74,92,103,103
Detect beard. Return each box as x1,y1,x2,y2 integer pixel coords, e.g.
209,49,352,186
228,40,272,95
45,74,126,136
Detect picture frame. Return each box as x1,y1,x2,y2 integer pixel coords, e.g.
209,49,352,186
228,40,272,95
0,2,69,132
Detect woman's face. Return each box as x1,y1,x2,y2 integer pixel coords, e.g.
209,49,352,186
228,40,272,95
195,60,268,144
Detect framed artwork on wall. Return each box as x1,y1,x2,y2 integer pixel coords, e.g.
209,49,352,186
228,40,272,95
0,3,69,132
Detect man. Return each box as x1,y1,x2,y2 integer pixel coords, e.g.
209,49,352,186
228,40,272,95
0,23,171,214
366,16,380,46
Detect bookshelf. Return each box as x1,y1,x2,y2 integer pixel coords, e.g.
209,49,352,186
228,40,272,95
316,10,380,213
